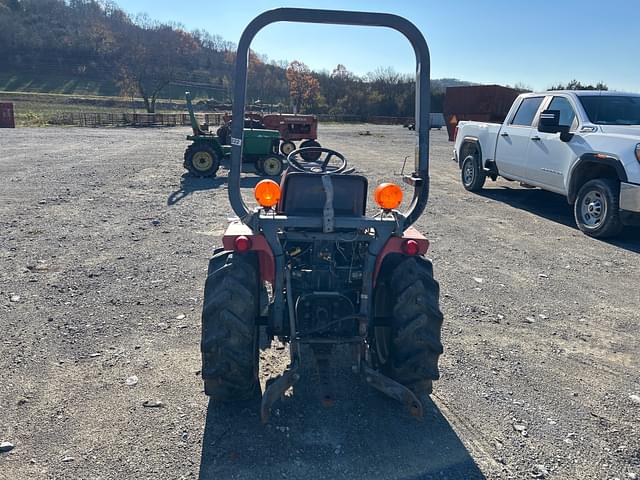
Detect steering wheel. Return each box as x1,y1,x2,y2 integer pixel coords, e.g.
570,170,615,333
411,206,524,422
286,147,347,174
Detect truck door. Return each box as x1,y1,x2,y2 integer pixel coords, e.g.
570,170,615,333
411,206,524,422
495,96,545,178
525,95,578,193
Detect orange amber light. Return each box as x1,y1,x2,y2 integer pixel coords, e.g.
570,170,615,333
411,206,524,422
374,183,403,210
254,179,281,208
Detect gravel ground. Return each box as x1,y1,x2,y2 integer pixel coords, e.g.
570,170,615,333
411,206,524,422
0,124,638,480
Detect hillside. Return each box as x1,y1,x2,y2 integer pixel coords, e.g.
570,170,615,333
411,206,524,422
0,0,474,115
0,72,225,101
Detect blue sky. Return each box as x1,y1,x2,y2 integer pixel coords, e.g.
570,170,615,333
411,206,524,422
118,0,639,92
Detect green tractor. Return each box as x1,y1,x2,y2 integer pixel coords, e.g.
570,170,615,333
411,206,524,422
183,92,286,177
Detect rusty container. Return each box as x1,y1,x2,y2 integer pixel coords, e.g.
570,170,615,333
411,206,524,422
0,103,15,128
443,85,520,141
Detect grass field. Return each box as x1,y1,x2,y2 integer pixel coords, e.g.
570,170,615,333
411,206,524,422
0,72,120,97
0,71,228,126
0,72,218,127
0,90,194,127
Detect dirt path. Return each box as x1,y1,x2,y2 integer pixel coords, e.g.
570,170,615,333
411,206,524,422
0,125,638,479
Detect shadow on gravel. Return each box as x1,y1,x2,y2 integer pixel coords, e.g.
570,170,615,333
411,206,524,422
478,186,640,254
198,377,486,480
167,173,264,205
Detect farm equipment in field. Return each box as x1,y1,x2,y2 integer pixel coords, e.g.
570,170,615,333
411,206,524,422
183,93,286,177
217,112,321,160
200,8,443,422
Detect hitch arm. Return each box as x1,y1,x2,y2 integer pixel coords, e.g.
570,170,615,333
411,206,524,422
260,367,300,423
362,365,424,419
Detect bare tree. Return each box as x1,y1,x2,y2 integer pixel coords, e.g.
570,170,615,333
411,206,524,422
116,24,198,113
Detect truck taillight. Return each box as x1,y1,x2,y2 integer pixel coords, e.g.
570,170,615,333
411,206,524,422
453,125,459,142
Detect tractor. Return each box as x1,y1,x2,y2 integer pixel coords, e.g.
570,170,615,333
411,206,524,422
200,8,443,422
183,93,286,177
217,112,322,159
263,113,321,158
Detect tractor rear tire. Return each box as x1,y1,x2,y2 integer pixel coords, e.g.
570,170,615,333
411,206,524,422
185,143,220,177
300,140,322,162
375,255,443,396
201,250,261,401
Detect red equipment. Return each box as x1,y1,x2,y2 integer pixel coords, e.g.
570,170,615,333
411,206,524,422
220,112,320,156
0,103,15,128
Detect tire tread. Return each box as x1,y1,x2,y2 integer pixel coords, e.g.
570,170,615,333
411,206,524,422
378,256,444,396
184,143,220,177
201,251,260,401
574,178,623,238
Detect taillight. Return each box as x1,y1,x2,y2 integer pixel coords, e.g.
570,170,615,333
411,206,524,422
234,235,251,252
453,125,459,142
402,239,419,256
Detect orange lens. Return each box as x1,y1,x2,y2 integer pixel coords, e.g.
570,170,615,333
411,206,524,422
374,183,403,210
254,179,281,207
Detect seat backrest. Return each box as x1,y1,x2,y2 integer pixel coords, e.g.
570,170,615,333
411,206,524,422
278,172,368,216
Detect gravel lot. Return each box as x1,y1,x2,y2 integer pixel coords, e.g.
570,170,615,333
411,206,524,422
0,124,638,480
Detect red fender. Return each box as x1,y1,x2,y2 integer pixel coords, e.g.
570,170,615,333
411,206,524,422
372,226,430,287
222,222,275,284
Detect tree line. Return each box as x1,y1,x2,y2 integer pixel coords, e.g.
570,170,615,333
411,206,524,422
0,0,466,114
0,0,609,115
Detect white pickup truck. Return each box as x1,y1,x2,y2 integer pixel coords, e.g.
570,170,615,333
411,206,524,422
453,90,640,238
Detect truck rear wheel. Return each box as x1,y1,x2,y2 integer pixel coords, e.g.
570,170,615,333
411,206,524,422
461,154,486,192
201,251,261,401
184,143,220,177
574,178,623,238
373,255,444,396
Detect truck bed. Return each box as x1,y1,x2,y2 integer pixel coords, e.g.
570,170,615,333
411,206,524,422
455,121,502,163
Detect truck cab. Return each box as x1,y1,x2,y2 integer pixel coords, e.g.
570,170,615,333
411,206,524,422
454,90,640,237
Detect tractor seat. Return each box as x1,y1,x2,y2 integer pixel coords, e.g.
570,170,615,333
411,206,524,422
278,172,368,216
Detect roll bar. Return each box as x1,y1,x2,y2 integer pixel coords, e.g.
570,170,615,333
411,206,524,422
229,8,431,229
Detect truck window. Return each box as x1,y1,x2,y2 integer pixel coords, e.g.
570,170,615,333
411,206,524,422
548,96,577,129
578,95,640,125
510,97,544,126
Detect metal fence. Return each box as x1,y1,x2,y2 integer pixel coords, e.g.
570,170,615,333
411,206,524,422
369,116,414,125
316,114,444,126
46,112,225,128
40,111,442,128
317,114,413,125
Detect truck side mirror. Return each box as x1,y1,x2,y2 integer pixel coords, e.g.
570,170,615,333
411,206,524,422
538,110,561,133
539,109,573,142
